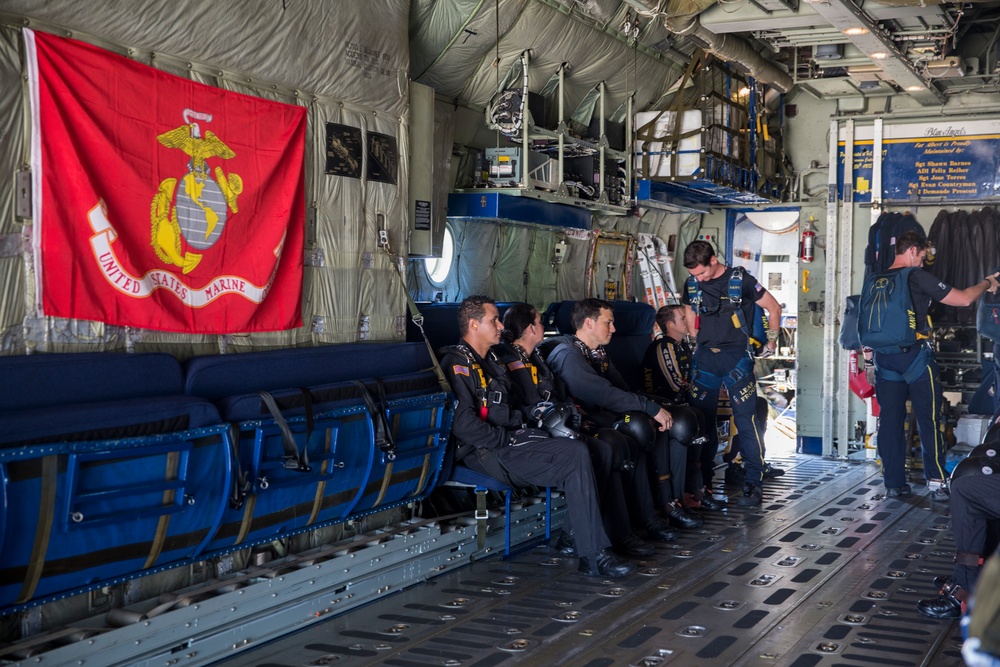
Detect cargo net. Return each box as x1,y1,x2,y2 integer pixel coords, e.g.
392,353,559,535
634,53,789,201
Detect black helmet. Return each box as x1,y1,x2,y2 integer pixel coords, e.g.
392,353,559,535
969,443,1000,459
983,420,1000,445
613,411,655,451
668,405,702,447
950,454,1000,482
539,403,582,440
592,427,636,472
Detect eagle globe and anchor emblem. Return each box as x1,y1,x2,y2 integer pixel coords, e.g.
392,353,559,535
150,108,243,274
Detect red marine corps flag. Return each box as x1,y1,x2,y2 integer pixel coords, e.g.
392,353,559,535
25,29,306,333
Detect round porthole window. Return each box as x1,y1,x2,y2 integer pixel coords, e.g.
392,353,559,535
424,225,454,285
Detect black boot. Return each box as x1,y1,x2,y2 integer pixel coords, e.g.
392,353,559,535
578,549,636,578
642,517,679,542
614,533,656,558
916,588,964,619
735,483,763,508
699,488,726,511
666,504,704,529
554,531,575,555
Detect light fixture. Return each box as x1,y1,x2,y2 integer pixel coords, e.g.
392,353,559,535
843,27,869,36
869,52,889,59
906,85,925,91
737,86,751,97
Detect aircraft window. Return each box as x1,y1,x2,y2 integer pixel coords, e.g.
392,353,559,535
424,225,454,285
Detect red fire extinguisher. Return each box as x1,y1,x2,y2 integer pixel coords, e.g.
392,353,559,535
800,218,816,263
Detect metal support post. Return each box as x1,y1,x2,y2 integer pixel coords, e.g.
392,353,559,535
821,118,840,457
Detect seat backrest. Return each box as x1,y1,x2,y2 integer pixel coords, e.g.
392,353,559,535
184,343,433,399
542,300,655,391
0,352,184,411
405,302,516,352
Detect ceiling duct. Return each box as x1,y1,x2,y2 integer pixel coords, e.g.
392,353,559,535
813,44,843,60
622,0,795,93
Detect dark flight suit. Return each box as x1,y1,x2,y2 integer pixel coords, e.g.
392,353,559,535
495,341,668,546
871,269,951,490
683,266,768,488
441,342,611,562
642,335,710,495
546,335,687,510
950,468,1000,592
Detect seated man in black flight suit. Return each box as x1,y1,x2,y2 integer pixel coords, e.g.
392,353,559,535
917,450,1000,618
544,298,704,531
642,304,723,511
440,295,635,578
495,302,678,558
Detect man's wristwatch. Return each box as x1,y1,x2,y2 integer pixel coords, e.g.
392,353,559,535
766,329,779,342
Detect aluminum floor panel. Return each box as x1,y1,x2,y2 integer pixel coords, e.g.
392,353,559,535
214,455,964,667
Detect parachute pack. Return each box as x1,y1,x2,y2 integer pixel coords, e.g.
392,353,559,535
977,265,1000,344
686,266,768,354
858,267,919,354
864,212,927,280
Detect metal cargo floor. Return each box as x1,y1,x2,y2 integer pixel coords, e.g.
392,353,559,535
218,454,963,667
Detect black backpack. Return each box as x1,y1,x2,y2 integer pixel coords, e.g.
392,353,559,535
839,295,861,350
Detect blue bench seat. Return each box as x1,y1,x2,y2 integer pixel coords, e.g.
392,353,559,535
183,343,453,554
0,353,233,612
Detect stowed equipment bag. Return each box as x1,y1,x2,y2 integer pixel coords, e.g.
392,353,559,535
858,267,919,354
839,295,862,350
977,265,1000,344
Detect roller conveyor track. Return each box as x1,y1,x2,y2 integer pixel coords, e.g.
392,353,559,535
218,454,964,667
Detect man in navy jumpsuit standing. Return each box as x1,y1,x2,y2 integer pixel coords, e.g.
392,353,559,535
681,240,782,508
866,230,998,498
441,295,635,578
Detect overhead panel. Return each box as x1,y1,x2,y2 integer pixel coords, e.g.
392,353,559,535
447,192,592,229
803,0,945,105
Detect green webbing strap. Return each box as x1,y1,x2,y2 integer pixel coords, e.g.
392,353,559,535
475,488,488,550
636,50,704,179
405,292,452,395
668,51,703,179
380,237,452,395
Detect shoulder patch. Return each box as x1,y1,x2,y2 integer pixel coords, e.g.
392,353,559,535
507,360,526,370
452,365,470,376
755,282,763,292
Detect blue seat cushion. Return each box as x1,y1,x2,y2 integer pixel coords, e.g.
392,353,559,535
0,396,222,446
0,353,184,412
447,463,513,492
184,343,436,400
